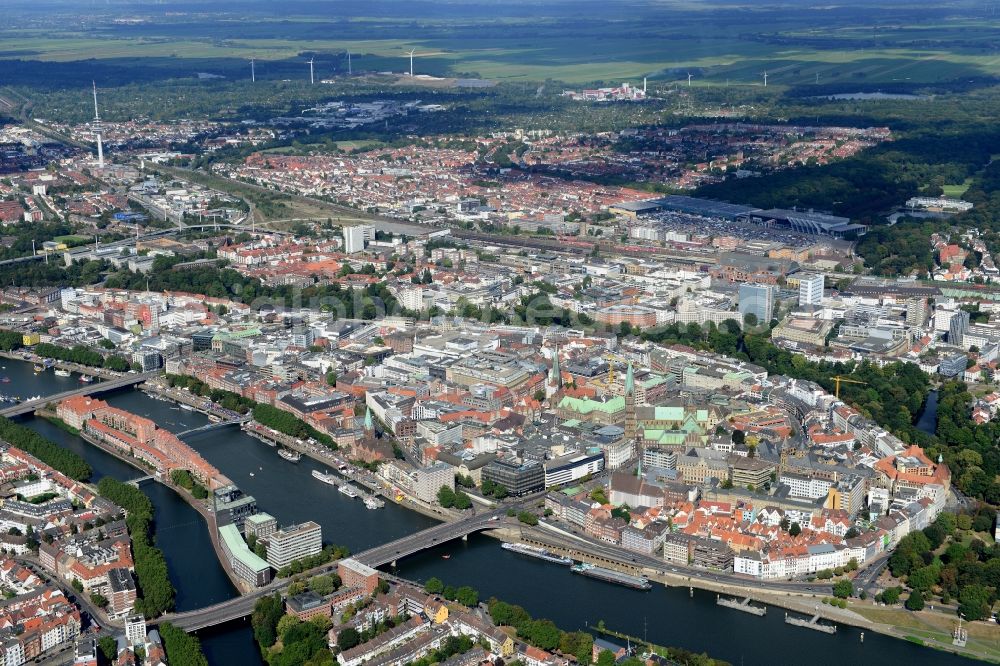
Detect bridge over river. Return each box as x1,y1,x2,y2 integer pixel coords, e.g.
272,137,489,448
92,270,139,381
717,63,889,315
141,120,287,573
0,371,160,417
158,507,513,631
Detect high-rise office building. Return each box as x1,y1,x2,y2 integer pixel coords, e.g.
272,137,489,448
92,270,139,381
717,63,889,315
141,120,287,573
905,297,929,327
798,273,824,306
344,226,366,254
950,309,971,346
266,521,323,570
738,283,777,323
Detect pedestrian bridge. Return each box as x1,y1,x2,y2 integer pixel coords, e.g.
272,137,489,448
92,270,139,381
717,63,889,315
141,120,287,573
126,475,156,487
176,416,249,438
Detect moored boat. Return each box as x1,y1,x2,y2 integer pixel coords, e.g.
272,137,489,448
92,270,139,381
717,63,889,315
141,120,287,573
277,448,301,463
570,563,651,590
501,542,573,565
312,469,338,485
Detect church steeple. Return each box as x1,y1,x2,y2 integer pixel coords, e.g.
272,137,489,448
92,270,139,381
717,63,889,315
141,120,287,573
546,346,562,398
364,406,373,432
624,361,638,444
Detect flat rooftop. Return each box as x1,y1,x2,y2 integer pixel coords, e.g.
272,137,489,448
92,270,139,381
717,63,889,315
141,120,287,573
654,195,756,220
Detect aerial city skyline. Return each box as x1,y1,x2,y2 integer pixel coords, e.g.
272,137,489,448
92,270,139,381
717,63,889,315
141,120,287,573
0,1,998,665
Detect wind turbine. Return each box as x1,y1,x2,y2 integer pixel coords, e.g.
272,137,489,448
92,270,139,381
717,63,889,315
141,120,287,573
408,48,416,77
687,72,692,87
308,57,315,84
763,71,768,87
250,57,256,83
92,82,104,169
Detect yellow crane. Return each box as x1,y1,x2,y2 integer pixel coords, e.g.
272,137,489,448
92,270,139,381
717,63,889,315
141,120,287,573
605,353,617,385
832,375,866,399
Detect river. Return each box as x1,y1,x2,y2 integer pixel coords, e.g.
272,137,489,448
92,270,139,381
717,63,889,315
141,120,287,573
392,534,981,666
3,362,263,665
4,363,982,665
916,389,939,435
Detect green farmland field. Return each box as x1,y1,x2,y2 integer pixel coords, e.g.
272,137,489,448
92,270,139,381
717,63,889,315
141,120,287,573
3,1,1000,87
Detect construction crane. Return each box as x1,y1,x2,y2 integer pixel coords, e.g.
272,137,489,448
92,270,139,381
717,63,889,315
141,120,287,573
604,353,618,386
832,375,866,399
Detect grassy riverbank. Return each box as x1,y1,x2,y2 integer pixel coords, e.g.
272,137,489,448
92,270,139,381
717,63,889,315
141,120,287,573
38,412,78,436
852,605,1000,663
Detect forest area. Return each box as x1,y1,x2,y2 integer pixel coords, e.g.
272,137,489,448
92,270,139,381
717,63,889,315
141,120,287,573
697,126,1000,226
857,156,1000,276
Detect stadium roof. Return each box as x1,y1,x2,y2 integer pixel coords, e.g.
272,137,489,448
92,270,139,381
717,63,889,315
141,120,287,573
610,200,665,213
653,195,756,220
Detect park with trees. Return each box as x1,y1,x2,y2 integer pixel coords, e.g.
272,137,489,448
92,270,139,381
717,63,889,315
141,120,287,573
880,510,1000,620
97,477,175,617
0,417,91,480
160,622,209,666
170,469,208,500
252,403,336,449
33,341,131,372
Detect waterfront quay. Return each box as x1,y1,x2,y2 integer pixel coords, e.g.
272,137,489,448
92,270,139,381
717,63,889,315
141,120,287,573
1,362,983,666
717,594,767,616
140,380,245,421
0,349,117,381
21,376,998,663
142,380,455,521
35,405,247,596
123,384,847,605
391,531,984,666
242,425,452,522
